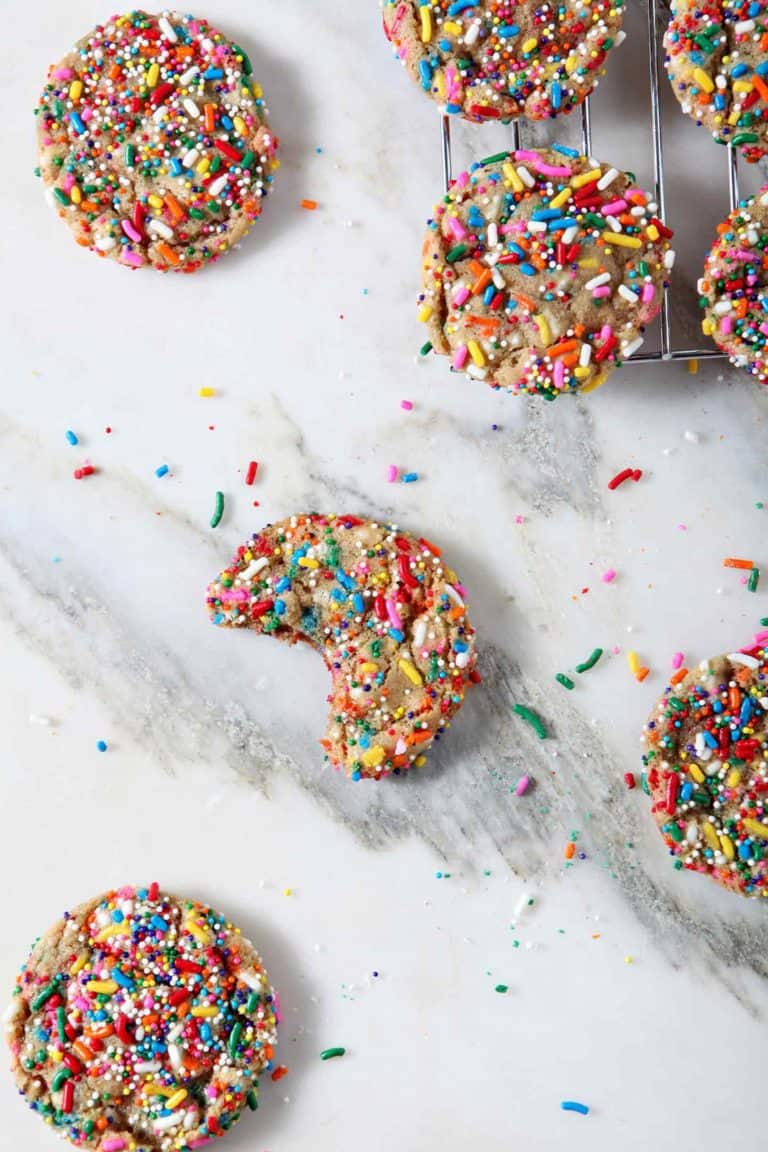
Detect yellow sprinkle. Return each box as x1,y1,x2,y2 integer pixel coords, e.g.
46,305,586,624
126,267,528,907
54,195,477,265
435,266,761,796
443,20,462,34
719,833,735,861
687,357,699,374
50,1049,63,1063
196,157,210,175
573,366,590,380
298,557,320,569
418,304,433,323
549,186,573,210
692,67,714,93
283,888,292,897
601,231,642,248
577,257,599,269
521,37,538,53
414,755,427,767
624,955,633,965
627,651,640,674
572,168,602,188
360,662,378,674
167,1089,188,1110
533,314,551,346
743,817,768,839
185,920,210,944
467,340,486,367
252,82,263,99
578,372,608,392
147,62,160,88
70,186,82,205
70,953,89,976
190,1006,219,1018
95,924,129,943
728,110,741,125
69,80,83,102
502,162,524,192
646,224,660,242
361,745,386,768
435,71,447,100
565,53,578,74
144,1085,174,1097
198,387,215,397
726,767,741,788
701,821,720,850
398,659,424,686
148,194,164,209
233,116,247,136
688,764,705,784
420,5,432,41
732,79,753,94
86,981,118,995
702,317,715,336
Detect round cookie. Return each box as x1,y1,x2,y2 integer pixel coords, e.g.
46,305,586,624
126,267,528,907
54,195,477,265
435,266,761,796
699,185,768,382
664,0,768,164
382,0,626,121
206,514,479,781
418,146,674,398
5,884,278,1149
35,10,278,272
641,650,768,897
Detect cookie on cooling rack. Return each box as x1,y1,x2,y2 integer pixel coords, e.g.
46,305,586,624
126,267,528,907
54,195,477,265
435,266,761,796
641,650,768,897
383,0,626,121
418,146,675,399
206,514,479,781
35,10,278,272
665,0,768,163
699,186,768,381
5,884,278,1150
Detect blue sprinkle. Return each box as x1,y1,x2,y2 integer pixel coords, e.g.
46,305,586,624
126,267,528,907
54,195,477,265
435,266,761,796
561,1101,590,1116
220,115,233,130
352,592,365,613
498,24,520,37
447,0,476,14
446,103,462,114
275,599,286,616
547,217,578,232
200,1024,212,1042
731,63,751,77
739,839,753,860
170,157,184,176
507,242,525,258
757,61,768,76
275,577,291,593
552,143,580,157
151,915,169,932
454,640,468,652
155,464,169,478
419,59,433,90
351,770,362,781
402,472,419,483
702,731,718,748
388,628,405,643
359,734,370,749
96,740,108,752
550,81,562,110
204,68,224,79
483,284,496,306
519,262,537,276
714,94,726,110
680,782,694,802
336,568,355,590
532,208,561,221
330,589,345,603
713,700,723,713
212,612,224,625
111,968,134,989
65,429,78,446
70,111,86,135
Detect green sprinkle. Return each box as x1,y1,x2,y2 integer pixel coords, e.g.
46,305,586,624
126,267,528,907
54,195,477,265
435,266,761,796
760,618,768,627
732,132,759,145
512,704,548,740
494,984,509,994
228,1022,242,1060
575,647,603,674
189,207,206,220
479,150,510,166
749,567,760,593
210,491,225,529
420,341,433,356
555,673,575,690
52,187,70,206
51,1068,72,1092
320,1047,346,1060
246,1090,259,1111
57,1006,67,1045
235,46,253,74
246,992,260,1013
241,150,255,169
125,144,135,167
31,981,59,1011
446,243,468,263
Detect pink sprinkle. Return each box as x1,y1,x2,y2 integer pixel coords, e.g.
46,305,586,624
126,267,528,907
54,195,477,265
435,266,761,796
102,1141,127,1152
121,219,142,243
453,344,468,370
754,629,768,644
53,67,74,80
602,569,617,583
515,775,530,796
601,199,627,215
120,250,144,267
553,359,565,389
672,652,684,669
641,283,655,303
386,465,398,483
452,284,470,306
386,597,402,629
447,216,467,240
400,400,413,411
514,515,525,524
592,286,611,298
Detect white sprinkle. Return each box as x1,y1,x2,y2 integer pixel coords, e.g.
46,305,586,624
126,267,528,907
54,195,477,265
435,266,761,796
513,891,531,918
182,148,200,168
663,249,676,269
154,1115,183,1132
134,1061,161,1074
597,167,619,190
713,299,732,315
683,429,700,443
94,236,116,251
444,583,465,608
179,66,199,85
159,15,178,41
238,969,263,992
622,336,644,359
517,165,535,188
729,652,760,668
148,218,174,240
579,343,593,367
734,19,755,32
618,284,638,304
487,222,499,248
240,557,270,581
209,175,229,197
584,272,611,291
182,98,200,119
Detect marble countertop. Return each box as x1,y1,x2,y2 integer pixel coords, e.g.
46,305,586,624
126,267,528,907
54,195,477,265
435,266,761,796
2,2,767,1150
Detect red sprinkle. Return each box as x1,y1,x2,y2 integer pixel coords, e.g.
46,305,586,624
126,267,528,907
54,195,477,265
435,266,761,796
245,460,259,486
61,1079,74,1113
624,772,636,790
74,466,95,480
271,1064,289,1082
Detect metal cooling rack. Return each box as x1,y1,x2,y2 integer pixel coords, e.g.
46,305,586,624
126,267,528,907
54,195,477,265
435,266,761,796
438,0,737,364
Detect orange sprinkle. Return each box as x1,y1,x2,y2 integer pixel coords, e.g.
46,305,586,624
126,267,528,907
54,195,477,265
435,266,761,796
545,339,579,359
406,730,434,746
635,667,650,682
164,193,185,222
271,1065,289,1082
729,686,742,711
723,557,754,569
203,103,216,132
155,242,181,266
564,842,576,860
300,199,318,210
96,1117,109,1131
670,667,688,685
73,1041,94,1063
464,315,500,331
471,268,493,295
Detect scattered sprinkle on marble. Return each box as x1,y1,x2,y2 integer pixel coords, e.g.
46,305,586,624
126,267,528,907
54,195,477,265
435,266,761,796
65,429,78,446
561,1101,590,1115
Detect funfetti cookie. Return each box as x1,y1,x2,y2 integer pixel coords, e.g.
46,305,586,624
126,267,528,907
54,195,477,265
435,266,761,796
700,186,768,381
641,651,768,897
665,0,768,164
206,514,480,781
383,0,626,121
5,884,278,1150
35,11,278,272
418,147,674,399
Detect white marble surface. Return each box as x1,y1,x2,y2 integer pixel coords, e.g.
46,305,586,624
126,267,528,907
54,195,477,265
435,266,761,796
2,2,768,1150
